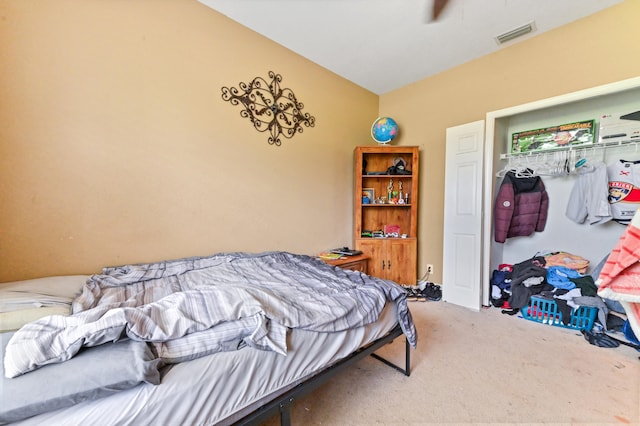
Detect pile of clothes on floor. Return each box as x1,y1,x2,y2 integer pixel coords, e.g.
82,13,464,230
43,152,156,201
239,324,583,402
490,250,639,351
491,251,593,317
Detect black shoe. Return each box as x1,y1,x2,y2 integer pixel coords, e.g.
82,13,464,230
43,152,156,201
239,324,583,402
403,286,426,302
421,283,442,301
582,330,620,349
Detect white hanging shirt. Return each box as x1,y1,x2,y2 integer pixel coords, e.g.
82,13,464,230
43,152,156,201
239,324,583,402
608,159,640,224
566,161,612,225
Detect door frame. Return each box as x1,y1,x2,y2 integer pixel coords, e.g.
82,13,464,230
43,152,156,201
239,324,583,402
481,76,640,306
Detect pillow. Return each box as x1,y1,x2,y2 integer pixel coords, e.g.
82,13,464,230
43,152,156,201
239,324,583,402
0,275,89,332
0,275,89,301
0,306,70,333
0,332,162,424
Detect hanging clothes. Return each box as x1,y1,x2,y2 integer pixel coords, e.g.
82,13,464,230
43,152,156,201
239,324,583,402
494,170,549,243
565,161,612,225
607,159,640,224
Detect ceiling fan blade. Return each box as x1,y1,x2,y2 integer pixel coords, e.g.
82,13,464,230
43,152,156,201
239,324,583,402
432,0,450,20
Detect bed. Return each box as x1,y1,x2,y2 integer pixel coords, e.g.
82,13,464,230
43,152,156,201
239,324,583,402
0,251,417,425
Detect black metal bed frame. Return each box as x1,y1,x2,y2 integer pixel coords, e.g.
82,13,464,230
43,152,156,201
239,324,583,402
233,324,410,426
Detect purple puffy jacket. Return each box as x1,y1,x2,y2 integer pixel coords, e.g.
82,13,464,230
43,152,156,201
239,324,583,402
494,170,549,243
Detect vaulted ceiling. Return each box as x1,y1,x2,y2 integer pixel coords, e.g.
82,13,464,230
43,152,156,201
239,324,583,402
199,0,623,94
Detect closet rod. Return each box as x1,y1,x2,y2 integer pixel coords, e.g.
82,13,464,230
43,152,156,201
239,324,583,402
500,139,640,160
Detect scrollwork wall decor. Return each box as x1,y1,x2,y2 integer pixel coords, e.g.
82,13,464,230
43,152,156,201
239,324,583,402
221,71,316,146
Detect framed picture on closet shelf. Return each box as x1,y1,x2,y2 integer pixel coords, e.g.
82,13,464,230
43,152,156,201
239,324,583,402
510,119,595,154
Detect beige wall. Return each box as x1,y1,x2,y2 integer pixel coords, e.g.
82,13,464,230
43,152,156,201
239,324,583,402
381,0,640,282
0,0,378,281
2,1,639,284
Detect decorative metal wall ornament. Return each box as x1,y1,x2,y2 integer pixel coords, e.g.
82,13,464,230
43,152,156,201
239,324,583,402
221,71,316,146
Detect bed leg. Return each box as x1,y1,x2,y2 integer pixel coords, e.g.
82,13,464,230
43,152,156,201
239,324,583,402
279,398,293,426
369,336,411,376
404,337,411,377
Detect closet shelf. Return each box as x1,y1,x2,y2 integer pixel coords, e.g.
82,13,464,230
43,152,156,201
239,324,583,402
500,138,640,160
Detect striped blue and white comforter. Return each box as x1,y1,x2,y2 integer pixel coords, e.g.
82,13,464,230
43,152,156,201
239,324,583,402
4,252,416,378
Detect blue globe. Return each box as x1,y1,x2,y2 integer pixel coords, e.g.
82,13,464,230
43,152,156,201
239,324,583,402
371,117,399,144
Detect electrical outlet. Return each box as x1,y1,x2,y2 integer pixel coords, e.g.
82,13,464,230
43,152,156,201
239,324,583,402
426,264,434,274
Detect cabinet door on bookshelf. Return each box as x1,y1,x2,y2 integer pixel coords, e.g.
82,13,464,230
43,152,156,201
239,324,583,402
357,239,386,279
355,238,416,285
386,238,417,285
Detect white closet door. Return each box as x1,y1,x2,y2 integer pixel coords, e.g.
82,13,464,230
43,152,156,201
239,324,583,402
443,120,485,311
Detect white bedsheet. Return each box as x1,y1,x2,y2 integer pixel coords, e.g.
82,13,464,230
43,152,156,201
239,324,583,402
13,302,399,426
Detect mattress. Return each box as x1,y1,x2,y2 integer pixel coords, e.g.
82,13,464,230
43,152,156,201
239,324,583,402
11,302,399,425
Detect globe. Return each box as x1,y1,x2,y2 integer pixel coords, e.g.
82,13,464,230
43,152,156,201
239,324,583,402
371,117,399,144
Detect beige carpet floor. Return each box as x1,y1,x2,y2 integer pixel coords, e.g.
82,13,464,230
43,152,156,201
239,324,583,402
263,300,640,425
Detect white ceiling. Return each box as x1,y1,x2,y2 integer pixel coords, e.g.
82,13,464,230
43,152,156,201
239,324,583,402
199,0,623,95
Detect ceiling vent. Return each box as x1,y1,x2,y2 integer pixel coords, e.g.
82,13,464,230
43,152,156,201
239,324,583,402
495,21,536,45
